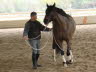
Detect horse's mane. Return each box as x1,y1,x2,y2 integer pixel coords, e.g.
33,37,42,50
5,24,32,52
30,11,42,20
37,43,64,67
55,7,70,18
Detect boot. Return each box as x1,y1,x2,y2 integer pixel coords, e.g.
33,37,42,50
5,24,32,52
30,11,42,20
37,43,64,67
36,54,42,67
32,53,37,69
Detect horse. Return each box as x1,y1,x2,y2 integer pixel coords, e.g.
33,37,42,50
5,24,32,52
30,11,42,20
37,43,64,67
43,3,76,67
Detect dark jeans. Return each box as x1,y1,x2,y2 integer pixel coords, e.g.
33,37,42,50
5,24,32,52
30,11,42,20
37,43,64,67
28,39,40,54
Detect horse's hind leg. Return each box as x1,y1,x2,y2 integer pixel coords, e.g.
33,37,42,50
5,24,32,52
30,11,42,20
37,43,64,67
66,40,73,64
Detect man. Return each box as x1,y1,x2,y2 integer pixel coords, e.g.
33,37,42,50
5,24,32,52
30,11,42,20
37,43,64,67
23,12,51,69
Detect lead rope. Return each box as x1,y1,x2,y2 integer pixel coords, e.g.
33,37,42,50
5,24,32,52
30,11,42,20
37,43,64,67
25,25,52,50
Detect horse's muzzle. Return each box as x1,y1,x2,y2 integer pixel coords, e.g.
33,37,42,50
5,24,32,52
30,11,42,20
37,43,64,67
44,19,49,25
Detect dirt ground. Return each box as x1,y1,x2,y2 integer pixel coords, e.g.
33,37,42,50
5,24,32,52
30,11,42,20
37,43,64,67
0,24,96,72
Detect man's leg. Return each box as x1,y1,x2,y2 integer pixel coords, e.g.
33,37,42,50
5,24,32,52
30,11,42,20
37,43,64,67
36,40,42,67
29,39,38,69
32,53,37,69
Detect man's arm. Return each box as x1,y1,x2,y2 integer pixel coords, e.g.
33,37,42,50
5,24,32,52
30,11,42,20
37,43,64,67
39,22,52,31
23,22,30,40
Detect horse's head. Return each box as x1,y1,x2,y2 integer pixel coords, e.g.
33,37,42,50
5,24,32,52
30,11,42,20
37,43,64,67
44,3,56,25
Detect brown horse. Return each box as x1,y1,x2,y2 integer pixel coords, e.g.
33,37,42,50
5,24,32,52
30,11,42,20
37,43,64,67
44,3,76,67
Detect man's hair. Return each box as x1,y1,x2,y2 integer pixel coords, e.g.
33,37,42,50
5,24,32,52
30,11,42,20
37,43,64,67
30,12,37,16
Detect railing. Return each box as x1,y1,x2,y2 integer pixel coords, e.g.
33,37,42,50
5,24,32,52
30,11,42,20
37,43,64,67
0,9,96,29
0,9,96,16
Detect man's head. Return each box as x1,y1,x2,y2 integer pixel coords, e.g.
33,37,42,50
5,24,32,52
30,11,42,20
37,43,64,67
30,12,37,21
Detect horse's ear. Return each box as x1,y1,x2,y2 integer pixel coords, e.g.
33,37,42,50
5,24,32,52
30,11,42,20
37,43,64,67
47,3,49,7
53,3,56,7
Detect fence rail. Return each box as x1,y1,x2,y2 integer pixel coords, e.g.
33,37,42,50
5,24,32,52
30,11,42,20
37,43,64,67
0,9,96,28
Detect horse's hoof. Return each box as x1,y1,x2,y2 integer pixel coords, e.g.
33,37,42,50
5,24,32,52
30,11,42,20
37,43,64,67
66,60,72,64
63,62,68,67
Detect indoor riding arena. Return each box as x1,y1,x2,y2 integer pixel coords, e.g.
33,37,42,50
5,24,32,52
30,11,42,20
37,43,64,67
0,0,96,72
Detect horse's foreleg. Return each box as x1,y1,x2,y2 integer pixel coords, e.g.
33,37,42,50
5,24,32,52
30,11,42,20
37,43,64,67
53,49,56,62
59,42,67,67
53,40,57,62
62,55,67,67
66,40,73,64
60,50,67,67
69,50,73,62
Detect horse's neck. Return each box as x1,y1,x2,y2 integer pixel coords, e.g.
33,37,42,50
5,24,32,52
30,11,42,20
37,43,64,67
53,14,67,30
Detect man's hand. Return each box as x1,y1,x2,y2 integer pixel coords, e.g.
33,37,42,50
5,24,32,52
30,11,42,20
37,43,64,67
23,36,29,40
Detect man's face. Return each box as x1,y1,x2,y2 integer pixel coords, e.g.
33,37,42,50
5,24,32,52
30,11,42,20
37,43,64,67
31,15,37,21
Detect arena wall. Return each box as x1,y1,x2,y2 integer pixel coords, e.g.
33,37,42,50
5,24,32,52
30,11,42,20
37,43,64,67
0,9,96,28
